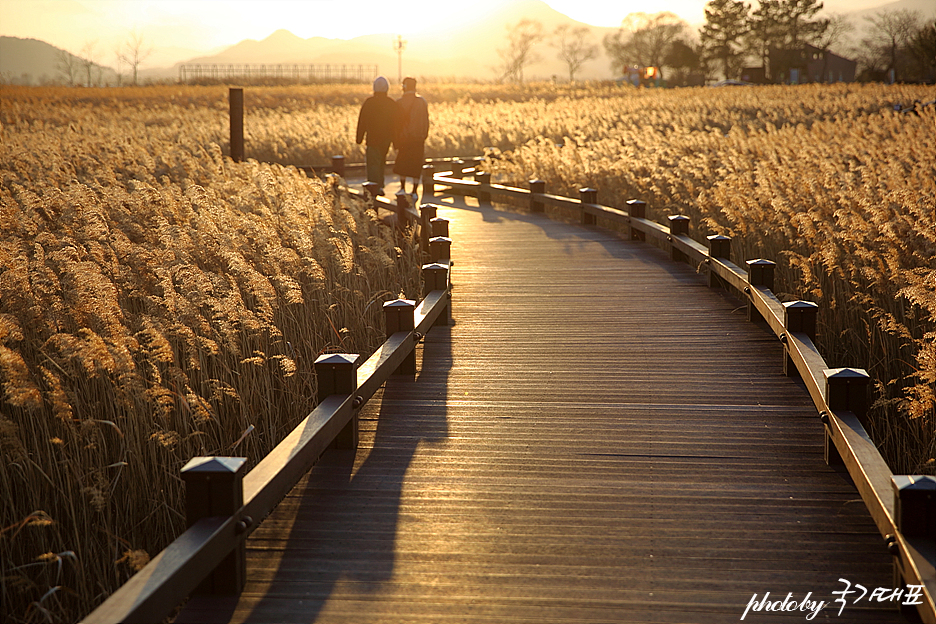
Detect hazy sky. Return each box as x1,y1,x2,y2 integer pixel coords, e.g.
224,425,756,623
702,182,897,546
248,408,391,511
1,0,712,61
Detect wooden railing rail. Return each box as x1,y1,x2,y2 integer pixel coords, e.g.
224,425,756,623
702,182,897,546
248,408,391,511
80,207,453,624
431,167,936,623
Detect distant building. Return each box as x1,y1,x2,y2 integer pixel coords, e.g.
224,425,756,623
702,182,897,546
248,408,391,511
741,44,857,85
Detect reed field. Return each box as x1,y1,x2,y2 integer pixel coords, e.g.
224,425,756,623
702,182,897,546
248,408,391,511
1,85,421,623
1,81,934,622
471,83,935,479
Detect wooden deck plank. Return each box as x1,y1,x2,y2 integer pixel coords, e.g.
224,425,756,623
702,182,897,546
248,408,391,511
174,196,906,623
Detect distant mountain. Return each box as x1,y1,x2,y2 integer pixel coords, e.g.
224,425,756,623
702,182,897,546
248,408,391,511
172,1,617,81
0,36,113,85
846,0,936,31
0,36,128,86
3,0,933,85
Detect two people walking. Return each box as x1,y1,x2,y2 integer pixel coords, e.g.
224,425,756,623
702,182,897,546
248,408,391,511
355,76,429,197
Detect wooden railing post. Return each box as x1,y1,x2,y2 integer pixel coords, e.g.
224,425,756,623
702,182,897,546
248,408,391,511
429,236,451,263
529,180,545,213
422,164,436,196
422,263,449,294
822,367,871,464
782,301,819,377
893,476,936,539
891,475,936,617
626,200,646,241
363,181,381,201
451,159,465,179
180,456,248,595
476,171,492,202
430,217,449,238
707,234,731,288
745,259,776,323
580,187,598,225
824,367,871,421
420,203,437,260
331,155,345,177
667,215,690,262
384,299,417,374
315,353,360,449
395,190,411,229
422,262,451,326
229,87,244,163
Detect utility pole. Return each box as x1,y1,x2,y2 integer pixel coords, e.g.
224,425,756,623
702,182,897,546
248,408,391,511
394,35,406,84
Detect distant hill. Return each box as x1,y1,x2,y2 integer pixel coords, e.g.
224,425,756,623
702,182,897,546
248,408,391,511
847,0,936,31
3,0,933,85
174,1,618,82
0,36,118,86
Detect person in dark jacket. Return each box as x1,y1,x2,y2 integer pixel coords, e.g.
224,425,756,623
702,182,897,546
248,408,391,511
393,77,429,196
356,76,399,194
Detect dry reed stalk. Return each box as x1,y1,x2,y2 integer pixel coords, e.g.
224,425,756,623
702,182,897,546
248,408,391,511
1,87,421,623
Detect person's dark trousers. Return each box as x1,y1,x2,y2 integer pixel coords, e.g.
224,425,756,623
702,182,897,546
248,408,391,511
365,142,390,190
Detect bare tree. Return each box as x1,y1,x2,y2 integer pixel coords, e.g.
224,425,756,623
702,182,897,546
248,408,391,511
604,12,689,80
80,40,99,86
552,24,598,82
860,9,922,81
56,49,79,86
497,19,545,83
119,31,153,86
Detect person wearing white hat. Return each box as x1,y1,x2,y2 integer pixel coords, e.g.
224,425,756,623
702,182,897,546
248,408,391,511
356,76,399,194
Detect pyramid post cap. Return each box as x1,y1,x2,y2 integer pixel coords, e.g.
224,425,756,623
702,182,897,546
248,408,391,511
314,353,360,366
181,456,247,476
823,367,871,381
383,298,416,309
893,475,936,491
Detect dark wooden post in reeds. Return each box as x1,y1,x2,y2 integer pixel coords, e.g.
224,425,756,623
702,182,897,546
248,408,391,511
181,456,248,595
315,353,360,449
331,155,345,177
782,301,818,377
626,200,646,241
580,188,598,225
668,215,690,262
229,88,244,163
529,180,545,213
707,234,731,288
822,367,871,464
476,171,492,202
384,299,417,374
422,262,451,326
745,259,776,323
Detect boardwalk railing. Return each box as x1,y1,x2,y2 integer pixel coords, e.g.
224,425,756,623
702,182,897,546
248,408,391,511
425,164,935,623
80,203,453,624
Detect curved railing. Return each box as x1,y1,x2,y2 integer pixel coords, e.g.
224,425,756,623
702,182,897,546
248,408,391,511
427,161,935,624
80,201,454,623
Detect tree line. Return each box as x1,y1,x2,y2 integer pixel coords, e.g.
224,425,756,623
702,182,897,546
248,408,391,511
54,32,152,87
498,2,936,85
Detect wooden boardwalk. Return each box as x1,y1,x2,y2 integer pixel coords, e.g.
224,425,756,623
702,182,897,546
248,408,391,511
176,193,906,623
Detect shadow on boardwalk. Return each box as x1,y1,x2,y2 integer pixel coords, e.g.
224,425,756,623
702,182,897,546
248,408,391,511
242,330,453,622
